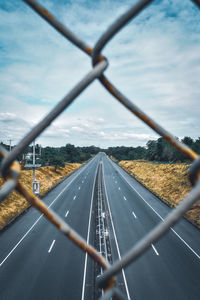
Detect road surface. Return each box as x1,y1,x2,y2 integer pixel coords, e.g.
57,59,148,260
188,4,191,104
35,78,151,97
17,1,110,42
0,155,99,300
102,154,200,300
0,153,200,299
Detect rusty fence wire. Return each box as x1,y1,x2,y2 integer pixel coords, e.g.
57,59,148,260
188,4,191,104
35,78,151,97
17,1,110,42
0,0,200,298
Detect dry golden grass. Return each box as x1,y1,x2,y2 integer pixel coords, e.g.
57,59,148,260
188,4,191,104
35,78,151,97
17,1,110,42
119,160,200,228
0,163,81,229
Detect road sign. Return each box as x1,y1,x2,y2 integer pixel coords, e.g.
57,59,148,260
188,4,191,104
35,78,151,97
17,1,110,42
32,181,40,195
24,164,41,168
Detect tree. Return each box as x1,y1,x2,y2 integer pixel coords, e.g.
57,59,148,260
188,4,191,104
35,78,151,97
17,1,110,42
146,140,157,161
181,136,194,147
193,137,200,154
50,155,65,172
156,137,175,162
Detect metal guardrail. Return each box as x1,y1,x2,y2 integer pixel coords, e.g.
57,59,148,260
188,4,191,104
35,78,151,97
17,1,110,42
0,0,200,298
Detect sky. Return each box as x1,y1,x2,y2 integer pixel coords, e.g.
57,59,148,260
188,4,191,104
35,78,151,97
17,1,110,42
0,0,199,148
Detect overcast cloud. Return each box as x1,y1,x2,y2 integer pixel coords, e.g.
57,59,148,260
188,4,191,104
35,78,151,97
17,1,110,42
0,0,199,148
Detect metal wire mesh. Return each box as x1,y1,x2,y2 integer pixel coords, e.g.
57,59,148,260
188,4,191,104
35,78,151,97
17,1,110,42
0,0,200,298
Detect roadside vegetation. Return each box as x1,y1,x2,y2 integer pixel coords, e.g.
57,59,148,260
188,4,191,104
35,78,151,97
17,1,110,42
107,136,200,162
0,163,81,230
1,136,200,168
119,160,200,228
0,142,101,167
0,135,199,229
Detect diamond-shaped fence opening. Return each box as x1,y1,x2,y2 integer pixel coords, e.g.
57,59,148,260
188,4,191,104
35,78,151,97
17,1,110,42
0,0,200,299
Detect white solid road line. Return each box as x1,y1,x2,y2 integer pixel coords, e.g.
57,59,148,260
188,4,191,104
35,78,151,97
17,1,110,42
0,214,43,267
73,195,76,200
151,244,159,256
81,161,99,300
0,158,95,267
170,227,200,259
48,162,92,209
132,211,137,219
102,162,131,300
48,240,56,253
123,196,127,201
110,159,200,260
65,210,69,218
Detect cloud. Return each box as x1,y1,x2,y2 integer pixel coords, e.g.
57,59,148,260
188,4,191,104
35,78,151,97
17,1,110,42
0,112,16,121
0,0,199,148
0,112,31,142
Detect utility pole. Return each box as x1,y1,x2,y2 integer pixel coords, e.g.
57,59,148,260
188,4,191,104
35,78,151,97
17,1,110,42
33,139,36,184
8,139,12,152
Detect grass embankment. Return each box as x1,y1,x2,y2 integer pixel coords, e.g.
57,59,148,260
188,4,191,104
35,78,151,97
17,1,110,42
119,160,200,228
0,163,81,230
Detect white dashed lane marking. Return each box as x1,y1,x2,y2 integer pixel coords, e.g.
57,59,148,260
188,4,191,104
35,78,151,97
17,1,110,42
132,211,137,219
151,244,159,256
48,240,56,253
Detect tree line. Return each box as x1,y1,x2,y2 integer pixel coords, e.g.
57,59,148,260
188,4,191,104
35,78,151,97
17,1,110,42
1,136,200,170
0,143,101,170
107,137,200,162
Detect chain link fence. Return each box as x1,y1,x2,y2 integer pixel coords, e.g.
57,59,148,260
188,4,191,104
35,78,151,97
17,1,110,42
0,0,200,298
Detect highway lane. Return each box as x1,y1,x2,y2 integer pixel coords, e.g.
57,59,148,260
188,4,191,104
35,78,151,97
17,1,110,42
102,154,200,300
109,157,200,255
0,155,100,300
1,152,200,300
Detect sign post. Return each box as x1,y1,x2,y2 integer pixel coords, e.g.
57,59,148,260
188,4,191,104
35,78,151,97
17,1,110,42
32,140,40,195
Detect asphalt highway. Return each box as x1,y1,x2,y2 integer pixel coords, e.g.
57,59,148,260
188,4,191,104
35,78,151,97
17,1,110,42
102,154,200,300
0,153,200,300
0,155,100,300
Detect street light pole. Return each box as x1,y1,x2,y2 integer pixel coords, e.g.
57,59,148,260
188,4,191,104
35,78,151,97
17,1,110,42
33,139,35,185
